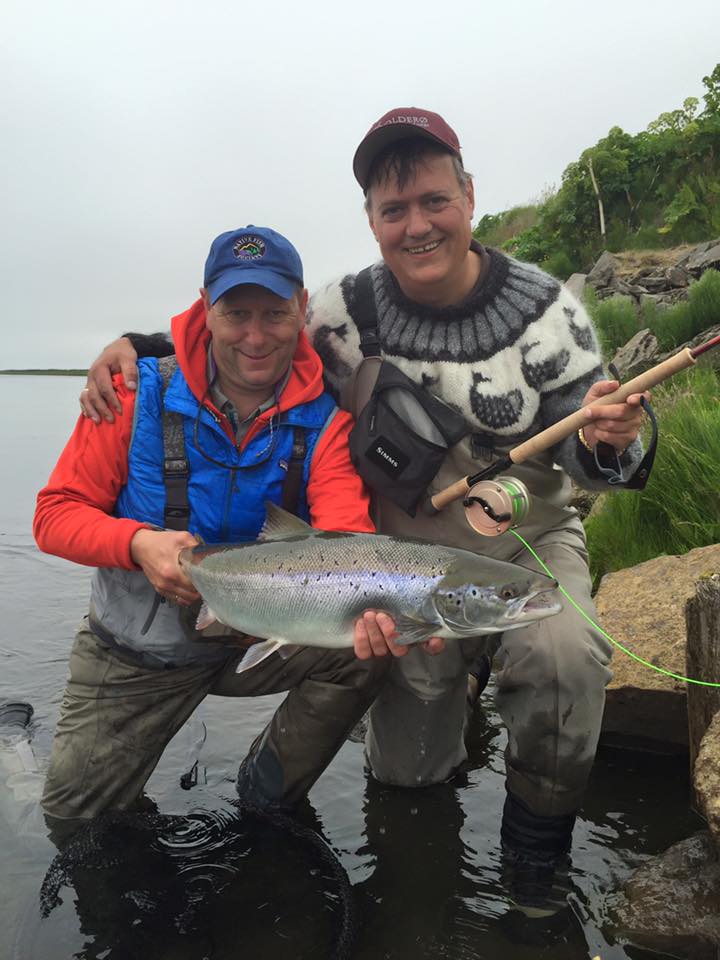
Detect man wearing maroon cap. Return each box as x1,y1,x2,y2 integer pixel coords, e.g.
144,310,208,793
80,108,647,917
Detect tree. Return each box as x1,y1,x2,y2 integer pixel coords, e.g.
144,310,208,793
702,63,720,117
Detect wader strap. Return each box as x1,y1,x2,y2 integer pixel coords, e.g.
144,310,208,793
88,616,176,671
158,356,190,532
353,267,381,358
158,356,310,523
281,426,307,514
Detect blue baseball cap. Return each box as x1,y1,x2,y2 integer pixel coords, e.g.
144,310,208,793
203,226,304,304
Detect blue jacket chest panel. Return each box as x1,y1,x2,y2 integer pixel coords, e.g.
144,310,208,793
116,358,336,542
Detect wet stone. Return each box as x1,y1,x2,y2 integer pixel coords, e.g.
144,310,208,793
605,831,720,960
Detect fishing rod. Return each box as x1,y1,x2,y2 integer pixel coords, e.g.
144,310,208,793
427,333,720,535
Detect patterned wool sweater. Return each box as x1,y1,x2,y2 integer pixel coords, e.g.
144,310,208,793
307,244,642,495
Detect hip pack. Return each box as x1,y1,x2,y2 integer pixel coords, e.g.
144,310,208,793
347,268,469,516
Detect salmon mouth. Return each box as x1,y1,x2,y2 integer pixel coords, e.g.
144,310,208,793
506,585,561,622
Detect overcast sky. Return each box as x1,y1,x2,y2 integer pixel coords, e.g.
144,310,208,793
3,0,719,368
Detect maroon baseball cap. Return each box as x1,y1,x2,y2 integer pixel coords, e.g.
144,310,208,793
353,107,462,190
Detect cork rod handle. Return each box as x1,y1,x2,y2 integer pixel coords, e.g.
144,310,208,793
427,347,696,513
510,348,695,465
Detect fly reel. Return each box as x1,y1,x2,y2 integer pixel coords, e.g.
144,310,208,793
463,477,530,536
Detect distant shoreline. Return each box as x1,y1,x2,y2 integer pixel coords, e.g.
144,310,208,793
0,370,88,376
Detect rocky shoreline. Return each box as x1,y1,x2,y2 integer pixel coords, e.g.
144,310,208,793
567,241,720,958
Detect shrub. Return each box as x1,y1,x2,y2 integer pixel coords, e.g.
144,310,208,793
645,300,693,351
688,267,720,333
584,288,640,358
642,269,720,350
540,251,577,281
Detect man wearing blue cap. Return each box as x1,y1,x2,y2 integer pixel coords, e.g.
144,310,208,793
34,226,389,828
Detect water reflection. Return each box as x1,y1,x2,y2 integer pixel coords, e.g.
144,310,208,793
24,802,355,960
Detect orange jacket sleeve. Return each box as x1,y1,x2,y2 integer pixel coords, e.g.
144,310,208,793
306,409,375,533
33,381,148,569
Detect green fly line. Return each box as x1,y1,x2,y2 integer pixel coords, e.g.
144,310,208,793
511,530,720,688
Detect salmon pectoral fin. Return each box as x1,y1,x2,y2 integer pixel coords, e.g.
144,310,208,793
235,639,284,674
195,602,219,631
393,615,444,647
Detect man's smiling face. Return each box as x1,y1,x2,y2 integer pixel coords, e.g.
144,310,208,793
366,151,477,307
203,283,306,404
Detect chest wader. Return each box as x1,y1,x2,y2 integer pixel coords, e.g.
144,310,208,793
157,357,309,791
346,276,581,919
158,361,390,817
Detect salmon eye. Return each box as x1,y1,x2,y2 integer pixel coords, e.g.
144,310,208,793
500,586,516,600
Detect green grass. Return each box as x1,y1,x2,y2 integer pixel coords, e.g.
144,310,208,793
585,367,720,588
584,287,640,356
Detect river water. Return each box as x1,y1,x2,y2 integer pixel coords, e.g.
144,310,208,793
0,374,702,960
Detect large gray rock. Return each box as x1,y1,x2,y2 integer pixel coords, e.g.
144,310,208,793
586,250,617,289
695,712,720,847
564,273,587,300
684,241,720,277
609,328,659,381
666,265,690,287
686,574,720,771
676,238,720,268
597,544,720,750
606,831,720,960
637,275,670,293
607,277,648,300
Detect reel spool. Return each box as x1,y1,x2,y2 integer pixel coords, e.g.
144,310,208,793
463,477,530,536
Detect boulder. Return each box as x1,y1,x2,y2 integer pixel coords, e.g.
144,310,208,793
609,328,659,381
564,272,587,301
676,238,720,268
596,544,720,751
683,241,720,277
666,265,690,287
586,251,617,289
637,275,670,293
605,831,720,960
607,277,648,300
694,712,720,847
686,574,720,769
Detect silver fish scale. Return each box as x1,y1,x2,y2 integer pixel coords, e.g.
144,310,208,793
187,533,459,647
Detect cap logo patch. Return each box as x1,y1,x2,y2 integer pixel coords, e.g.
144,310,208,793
371,115,430,132
233,235,266,260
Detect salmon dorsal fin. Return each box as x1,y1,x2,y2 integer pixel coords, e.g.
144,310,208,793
257,502,315,542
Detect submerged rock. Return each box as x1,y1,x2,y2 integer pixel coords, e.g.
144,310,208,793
606,831,720,960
